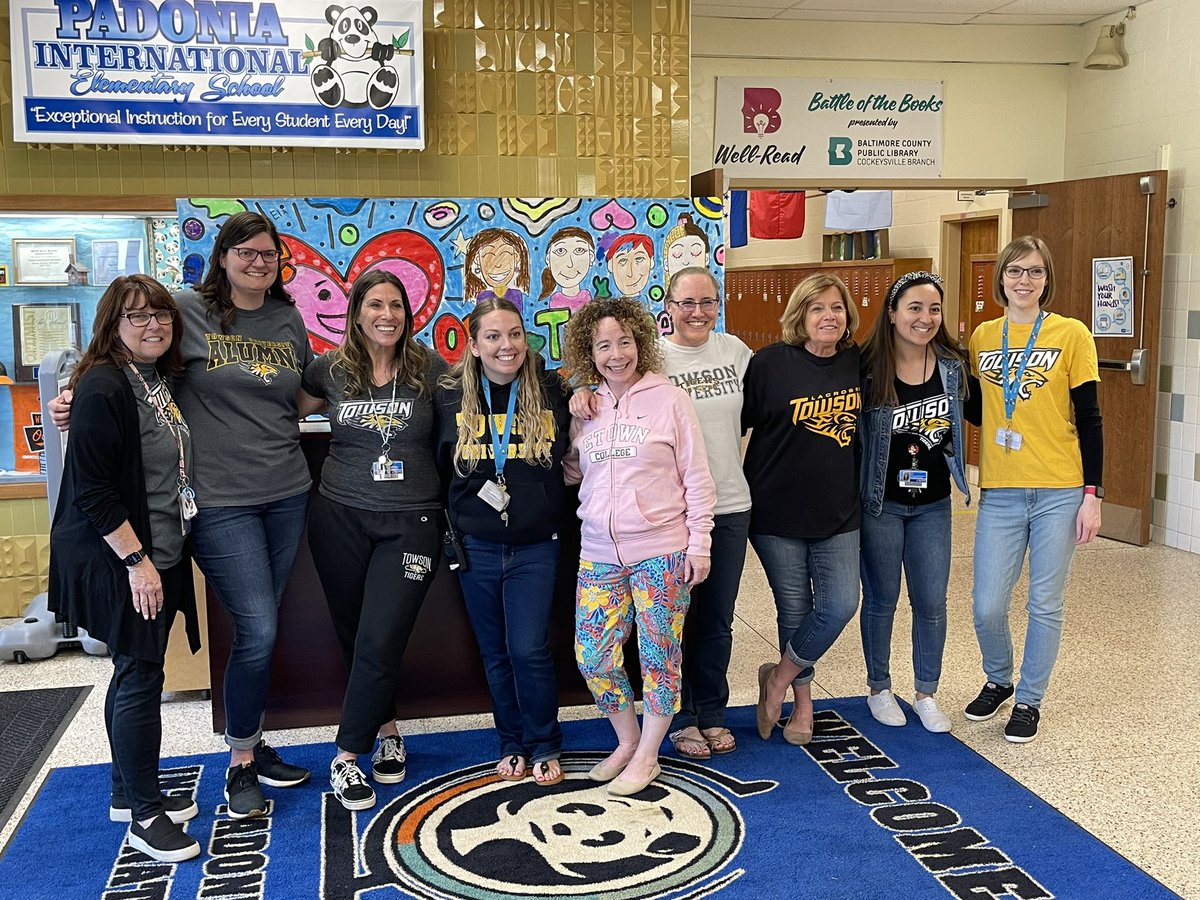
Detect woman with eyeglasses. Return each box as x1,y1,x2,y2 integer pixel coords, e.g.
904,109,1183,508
859,272,975,734
964,236,1102,744
569,267,749,760
49,276,202,862
51,211,315,819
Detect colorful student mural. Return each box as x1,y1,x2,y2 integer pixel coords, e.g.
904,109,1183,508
176,197,726,367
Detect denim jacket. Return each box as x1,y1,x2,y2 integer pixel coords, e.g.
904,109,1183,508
860,352,971,517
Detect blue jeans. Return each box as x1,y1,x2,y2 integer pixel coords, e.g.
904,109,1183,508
749,529,860,683
860,497,951,695
972,487,1082,708
676,510,751,731
458,536,563,764
192,491,309,749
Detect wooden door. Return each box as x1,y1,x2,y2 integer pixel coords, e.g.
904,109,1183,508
1012,170,1167,545
965,254,999,467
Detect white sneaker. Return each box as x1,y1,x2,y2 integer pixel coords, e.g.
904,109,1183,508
866,690,907,726
913,696,953,733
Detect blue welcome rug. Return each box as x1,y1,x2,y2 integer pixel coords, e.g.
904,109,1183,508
0,699,1177,900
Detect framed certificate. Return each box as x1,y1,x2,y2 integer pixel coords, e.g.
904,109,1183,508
11,238,76,285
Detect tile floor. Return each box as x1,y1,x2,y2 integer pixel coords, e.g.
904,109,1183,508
2,500,1198,898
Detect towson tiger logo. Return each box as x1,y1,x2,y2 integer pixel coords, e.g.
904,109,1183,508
891,394,950,450
976,347,1062,401
789,387,861,448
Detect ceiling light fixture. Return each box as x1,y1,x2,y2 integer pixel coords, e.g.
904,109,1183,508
1084,6,1135,70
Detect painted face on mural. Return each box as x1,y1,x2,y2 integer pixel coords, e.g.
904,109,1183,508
665,235,708,278
475,237,521,295
611,244,652,298
548,236,592,294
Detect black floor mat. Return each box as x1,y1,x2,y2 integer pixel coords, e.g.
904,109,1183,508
0,686,90,832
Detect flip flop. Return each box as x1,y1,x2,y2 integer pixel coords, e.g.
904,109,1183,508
496,754,528,781
533,759,564,786
701,727,736,754
670,727,712,759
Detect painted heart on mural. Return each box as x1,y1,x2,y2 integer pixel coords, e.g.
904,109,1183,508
281,230,446,354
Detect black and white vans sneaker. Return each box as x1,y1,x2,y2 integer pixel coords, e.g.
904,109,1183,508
253,741,311,788
128,814,200,863
330,759,376,811
1004,704,1041,743
371,735,407,784
110,793,198,824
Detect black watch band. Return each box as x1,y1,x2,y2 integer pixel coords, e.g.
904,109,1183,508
122,549,145,567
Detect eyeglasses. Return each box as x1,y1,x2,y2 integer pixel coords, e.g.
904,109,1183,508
228,247,281,263
121,310,176,327
1002,265,1048,280
669,299,720,313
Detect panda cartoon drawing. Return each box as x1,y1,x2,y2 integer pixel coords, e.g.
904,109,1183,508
310,5,399,110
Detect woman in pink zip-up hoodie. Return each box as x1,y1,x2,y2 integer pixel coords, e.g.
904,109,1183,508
563,296,716,797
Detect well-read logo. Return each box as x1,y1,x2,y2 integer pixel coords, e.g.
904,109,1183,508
322,756,776,899
742,87,782,138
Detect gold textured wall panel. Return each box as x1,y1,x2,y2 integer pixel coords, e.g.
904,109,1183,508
0,0,690,201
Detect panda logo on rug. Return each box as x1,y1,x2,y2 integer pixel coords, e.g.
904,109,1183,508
310,4,399,110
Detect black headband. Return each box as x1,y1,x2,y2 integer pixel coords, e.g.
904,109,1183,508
886,271,943,310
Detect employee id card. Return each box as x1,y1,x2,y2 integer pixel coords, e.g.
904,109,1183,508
372,456,405,481
995,427,1024,452
477,479,510,512
898,469,928,490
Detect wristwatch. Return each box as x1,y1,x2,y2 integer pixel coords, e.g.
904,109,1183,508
121,549,146,567
1084,485,1105,499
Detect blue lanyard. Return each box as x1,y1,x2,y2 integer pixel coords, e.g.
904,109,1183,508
481,374,519,481
1000,312,1044,422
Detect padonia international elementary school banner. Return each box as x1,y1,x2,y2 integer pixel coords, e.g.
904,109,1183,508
8,0,425,148
713,77,944,179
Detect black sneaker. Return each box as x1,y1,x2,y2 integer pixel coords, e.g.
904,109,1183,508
128,813,200,863
254,741,311,788
224,762,267,819
331,759,376,811
964,681,1015,721
371,735,407,784
1004,704,1040,743
110,793,198,824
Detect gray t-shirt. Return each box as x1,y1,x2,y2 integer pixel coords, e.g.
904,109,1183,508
124,362,193,569
663,331,753,516
174,290,314,507
301,349,447,512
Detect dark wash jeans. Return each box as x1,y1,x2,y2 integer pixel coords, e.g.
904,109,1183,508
191,490,309,750
458,535,563,763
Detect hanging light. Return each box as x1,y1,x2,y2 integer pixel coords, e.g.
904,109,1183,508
1084,6,1135,70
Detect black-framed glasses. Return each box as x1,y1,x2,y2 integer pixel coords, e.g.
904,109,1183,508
669,299,720,313
121,310,176,326
1002,265,1047,280
228,246,281,263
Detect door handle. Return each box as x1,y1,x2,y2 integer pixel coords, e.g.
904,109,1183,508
1097,348,1148,385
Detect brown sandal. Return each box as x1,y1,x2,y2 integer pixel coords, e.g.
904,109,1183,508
701,727,736,754
496,754,528,780
670,727,712,759
533,759,564,786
